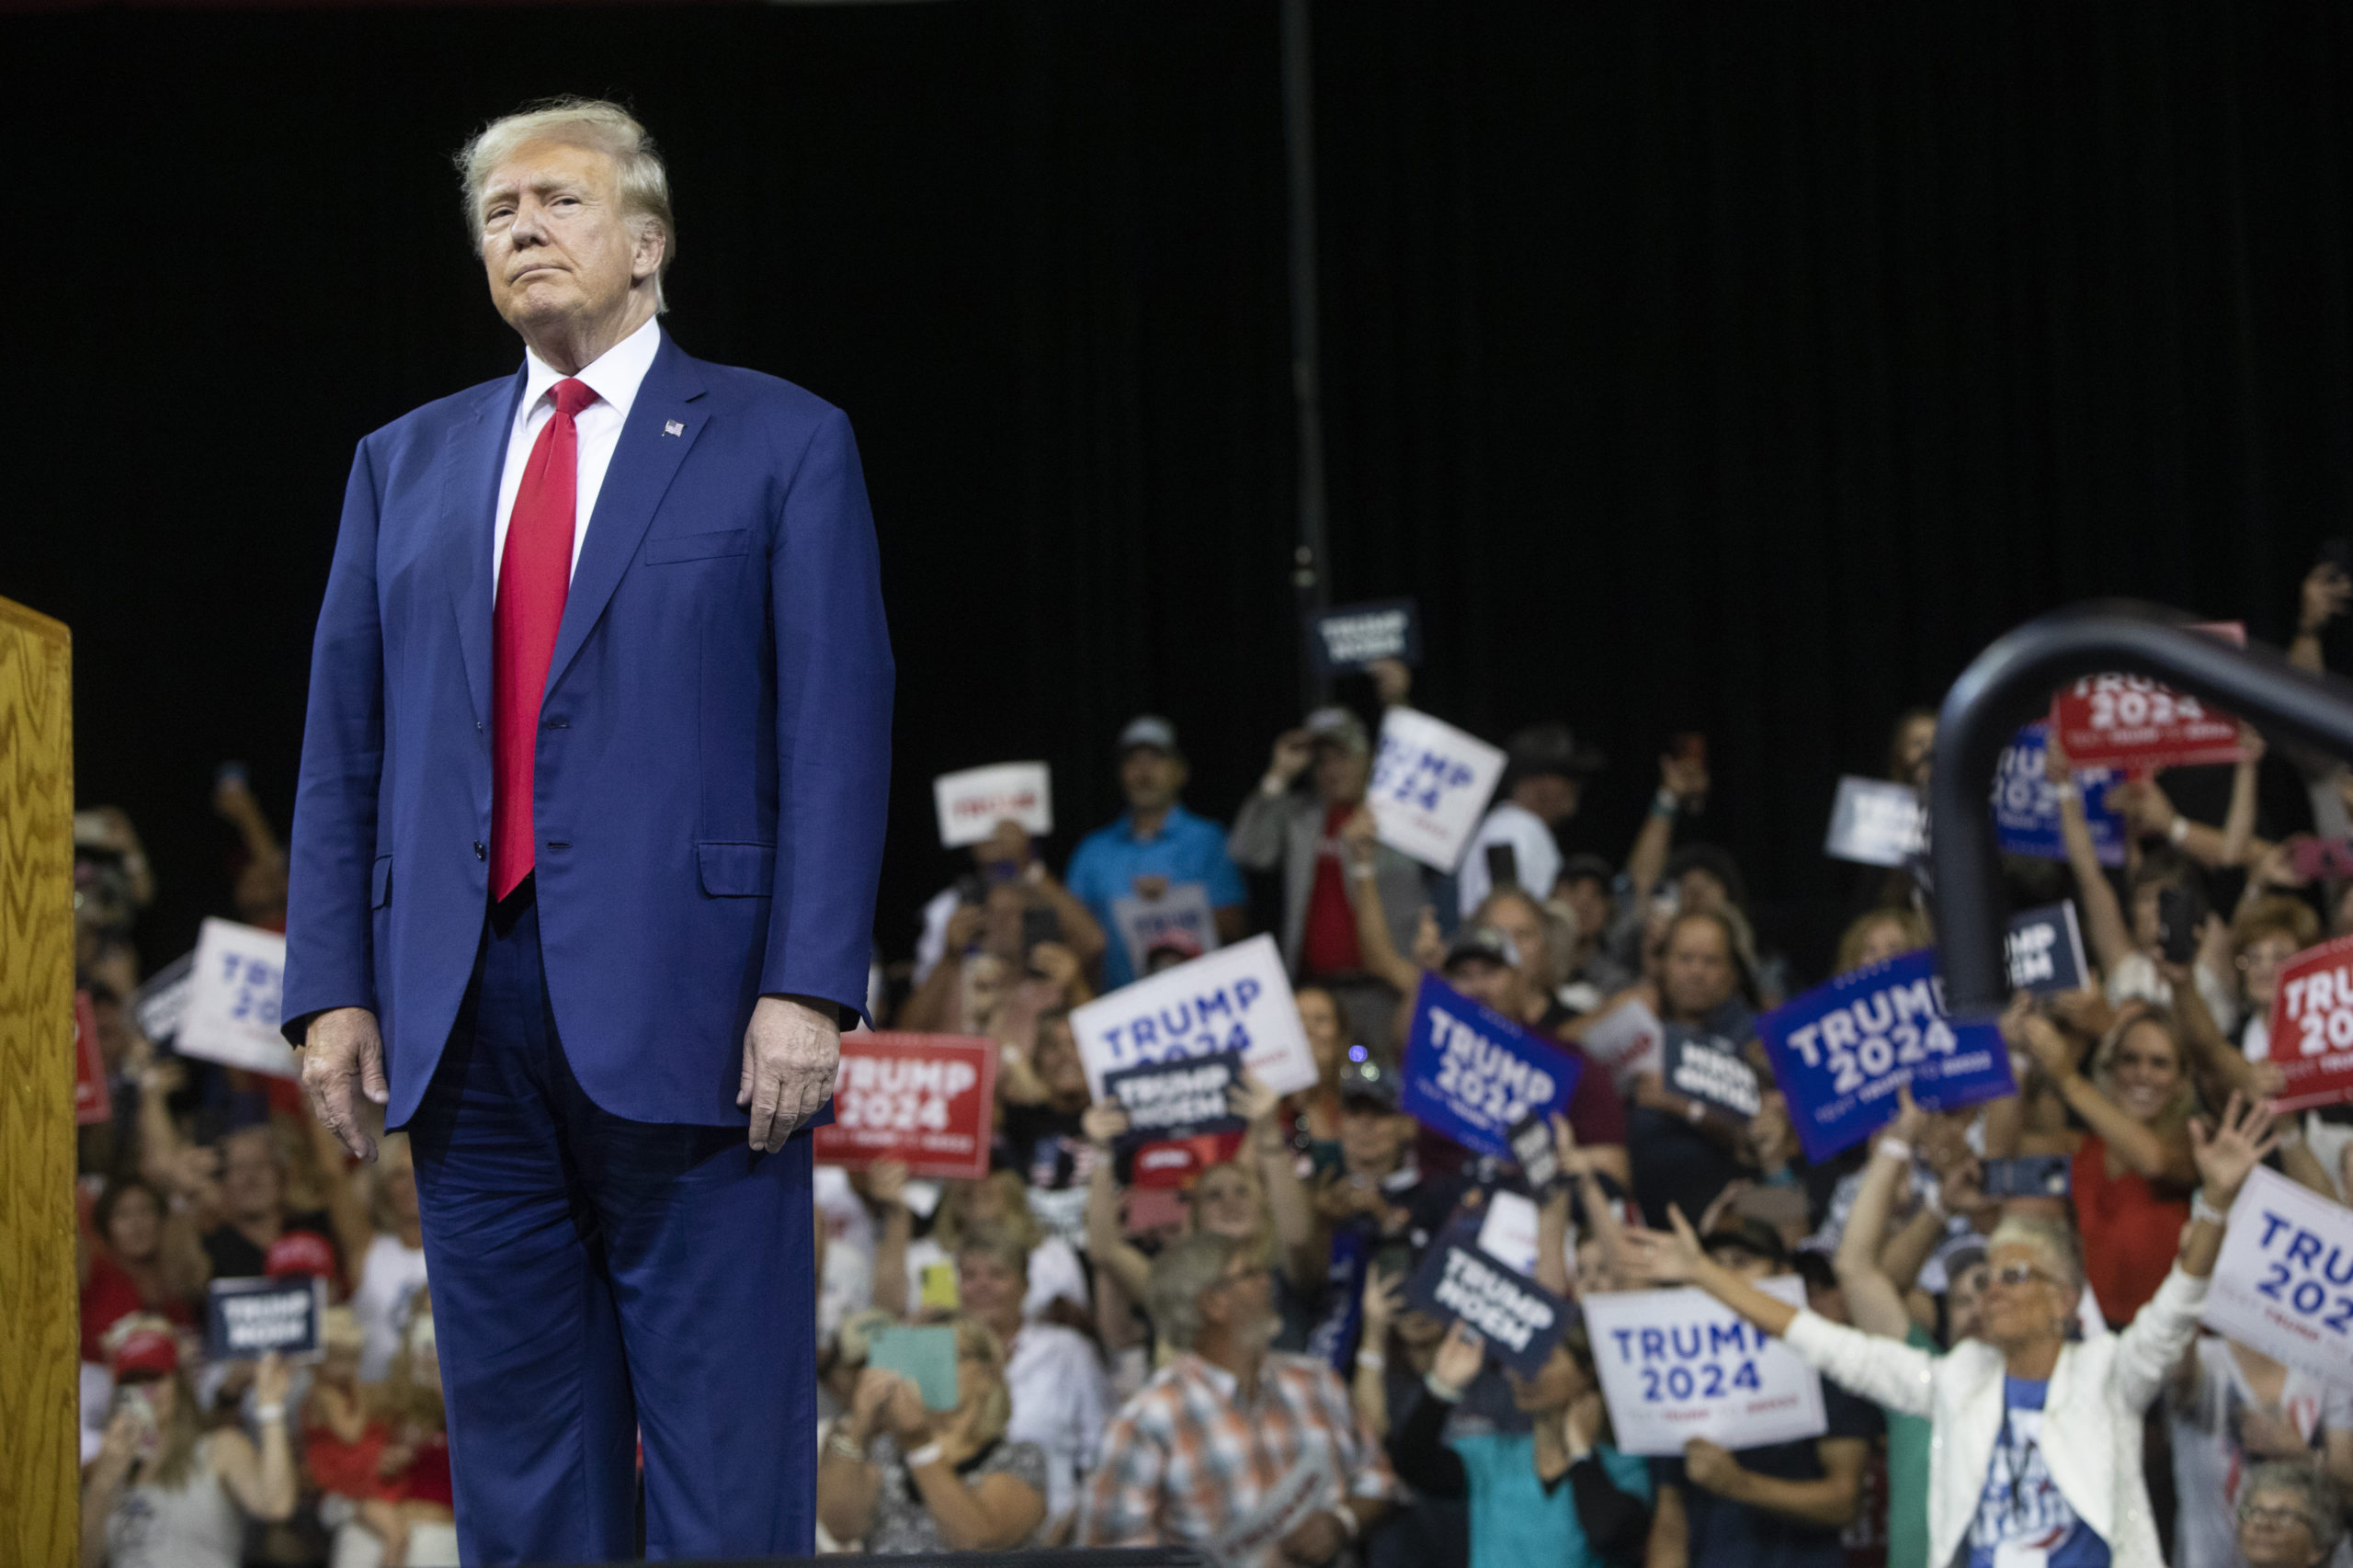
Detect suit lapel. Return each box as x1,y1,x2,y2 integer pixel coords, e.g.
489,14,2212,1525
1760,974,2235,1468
544,335,710,699
441,371,526,732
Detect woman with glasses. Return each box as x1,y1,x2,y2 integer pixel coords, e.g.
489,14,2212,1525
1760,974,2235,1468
1635,1091,2277,1568
2233,1460,2347,1568
816,1314,1048,1553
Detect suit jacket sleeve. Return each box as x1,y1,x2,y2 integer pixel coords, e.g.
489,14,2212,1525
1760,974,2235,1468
280,439,388,1043
1228,787,1290,870
761,406,893,1021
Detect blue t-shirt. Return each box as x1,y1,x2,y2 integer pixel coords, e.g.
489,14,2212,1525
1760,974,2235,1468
1967,1377,2110,1568
1449,1431,1651,1568
1064,802,1248,988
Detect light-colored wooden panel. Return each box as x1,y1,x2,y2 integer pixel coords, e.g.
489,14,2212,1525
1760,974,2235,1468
0,595,77,1568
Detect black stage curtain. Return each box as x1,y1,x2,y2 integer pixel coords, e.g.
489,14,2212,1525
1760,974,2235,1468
9,1,2353,979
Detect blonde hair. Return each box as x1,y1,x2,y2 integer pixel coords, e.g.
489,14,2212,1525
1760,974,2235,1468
2092,1005,2200,1137
1185,1159,1276,1267
1835,908,1930,977
381,1290,444,1433
934,1171,1043,1253
948,1315,1014,1445
455,97,676,310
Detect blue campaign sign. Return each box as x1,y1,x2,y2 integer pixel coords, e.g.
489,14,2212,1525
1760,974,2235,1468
1398,973,1583,1160
1758,949,2016,1164
1993,722,2126,868
1401,1210,1574,1379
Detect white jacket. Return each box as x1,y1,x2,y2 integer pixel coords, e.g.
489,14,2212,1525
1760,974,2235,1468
1782,1265,2210,1568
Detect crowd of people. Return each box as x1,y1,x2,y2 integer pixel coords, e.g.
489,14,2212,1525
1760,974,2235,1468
68,562,2353,1567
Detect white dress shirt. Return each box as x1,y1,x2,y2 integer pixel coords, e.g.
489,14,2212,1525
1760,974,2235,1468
491,312,665,595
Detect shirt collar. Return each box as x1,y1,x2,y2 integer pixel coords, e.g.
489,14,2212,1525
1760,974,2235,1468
1183,1354,1241,1402
1121,801,1191,844
519,312,664,426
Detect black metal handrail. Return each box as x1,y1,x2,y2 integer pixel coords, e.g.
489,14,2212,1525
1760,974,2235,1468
1929,599,2353,1018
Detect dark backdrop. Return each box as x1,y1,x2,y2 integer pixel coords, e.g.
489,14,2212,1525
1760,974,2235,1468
9,0,2353,983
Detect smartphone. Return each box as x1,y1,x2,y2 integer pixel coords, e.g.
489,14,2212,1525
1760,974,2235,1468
111,1384,162,1459
2155,884,2204,965
1373,1238,1417,1285
1670,733,1707,816
1981,1155,2072,1199
2291,835,2353,882
1020,906,1062,958
1484,843,1520,892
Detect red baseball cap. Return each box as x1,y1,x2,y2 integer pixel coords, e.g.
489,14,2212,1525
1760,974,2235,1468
265,1230,337,1281
112,1324,179,1380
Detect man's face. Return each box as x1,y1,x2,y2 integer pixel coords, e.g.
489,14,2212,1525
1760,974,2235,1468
1338,1104,1409,1175
1205,1256,1277,1348
1514,774,1581,825
1313,744,1370,806
1120,748,1186,814
1445,956,1524,1016
1482,896,1549,993
220,1129,283,1221
479,140,661,344
1661,920,1736,1019
1563,877,1610,945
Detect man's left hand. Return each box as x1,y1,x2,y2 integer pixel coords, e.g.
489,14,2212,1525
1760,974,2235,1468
1681,1437,1745,1498
1278,1507,1348,1565
738,995,841,1152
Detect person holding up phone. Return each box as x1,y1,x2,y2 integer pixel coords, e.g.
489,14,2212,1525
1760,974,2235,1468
2047,739,2241,1037
1455,722,1608,919
83,1323,296,1568
817,1314,1049,1554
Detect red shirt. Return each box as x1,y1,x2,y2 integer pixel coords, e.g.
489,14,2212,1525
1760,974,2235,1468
79,1253,194,1364
1299,803,1362,977
304,1415,392,1500
402,1432,454,1507
2073,1134,2190,1325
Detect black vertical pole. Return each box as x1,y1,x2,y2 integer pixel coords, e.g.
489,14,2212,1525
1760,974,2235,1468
1280,0,1333,710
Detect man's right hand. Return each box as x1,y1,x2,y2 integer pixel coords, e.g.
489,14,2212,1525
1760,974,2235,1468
1267,729,1315,788
301,1006,389,1162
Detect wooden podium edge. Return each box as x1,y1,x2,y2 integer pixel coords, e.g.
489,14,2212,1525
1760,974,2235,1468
0,594,77,1568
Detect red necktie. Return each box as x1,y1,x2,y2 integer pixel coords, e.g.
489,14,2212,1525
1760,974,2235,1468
491,377,597,900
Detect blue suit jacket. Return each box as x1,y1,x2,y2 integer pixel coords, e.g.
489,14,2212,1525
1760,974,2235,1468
281,333,892,1129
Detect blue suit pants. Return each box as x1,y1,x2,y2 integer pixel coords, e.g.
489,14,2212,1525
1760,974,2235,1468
404,886,817,1563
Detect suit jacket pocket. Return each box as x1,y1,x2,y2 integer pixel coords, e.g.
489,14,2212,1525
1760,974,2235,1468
698,841,776,897
371,855,392,909
644,528,752,564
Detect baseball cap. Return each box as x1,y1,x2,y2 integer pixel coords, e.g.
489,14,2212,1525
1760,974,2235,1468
1558,853,1616,891
1443,924,1522,972
109,1318,180,1380
1700,1217,1789,1270
1336,1059,1398,1109
1142,929,1206,969
265,1230,338,1281
1119,715,1179,755
1505,722,1608,784
1302,706,1370,756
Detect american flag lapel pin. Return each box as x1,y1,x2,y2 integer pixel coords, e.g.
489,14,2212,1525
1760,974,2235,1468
664,419,685,437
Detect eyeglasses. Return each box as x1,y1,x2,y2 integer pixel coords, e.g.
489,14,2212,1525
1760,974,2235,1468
2239,1504,2314,1531
1989,1263,2056,1290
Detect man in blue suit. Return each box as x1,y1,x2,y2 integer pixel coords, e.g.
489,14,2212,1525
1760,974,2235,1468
281,97,892,1563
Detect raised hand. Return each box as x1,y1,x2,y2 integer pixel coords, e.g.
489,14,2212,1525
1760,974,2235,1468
1081,1103,1131,1147
1550,1112,1593,1179
1660,750,1710,806
1269,729,1316,787
2189,1090,2279,1210
1431,1320,1486,1389
1360,1268,1404,1334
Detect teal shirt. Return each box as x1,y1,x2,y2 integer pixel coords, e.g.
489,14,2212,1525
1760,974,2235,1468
1447,1431,1652,1568
1883,1323,1938,1568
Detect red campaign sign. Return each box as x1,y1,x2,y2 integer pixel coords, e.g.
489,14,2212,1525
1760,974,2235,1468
74,990,113,1127
1129,1129,1248,1190
2267,936,2353,1113
813,1032,996,1180
2047,622,2247,769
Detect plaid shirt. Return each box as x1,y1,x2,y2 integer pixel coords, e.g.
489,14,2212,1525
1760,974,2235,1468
1078,1351,1399,1566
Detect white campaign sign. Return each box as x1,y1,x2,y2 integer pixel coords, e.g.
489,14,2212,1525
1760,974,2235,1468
1579,996,1666,1091
1823,777,1926,869
178,918,297,1079
1367,708,1508,873
1111,881,1222,975
1475,1189,1543,1278
2201,1166,2353,1390
1069,934,1317,1102
932,762,1052,849
1582,1278,1828,1456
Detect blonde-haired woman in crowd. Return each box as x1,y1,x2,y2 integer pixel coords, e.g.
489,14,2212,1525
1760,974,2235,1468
817,1314,1049,1552
81,1319,295,1568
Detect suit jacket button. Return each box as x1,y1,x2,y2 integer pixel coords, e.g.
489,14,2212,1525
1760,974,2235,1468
472,842,485,860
